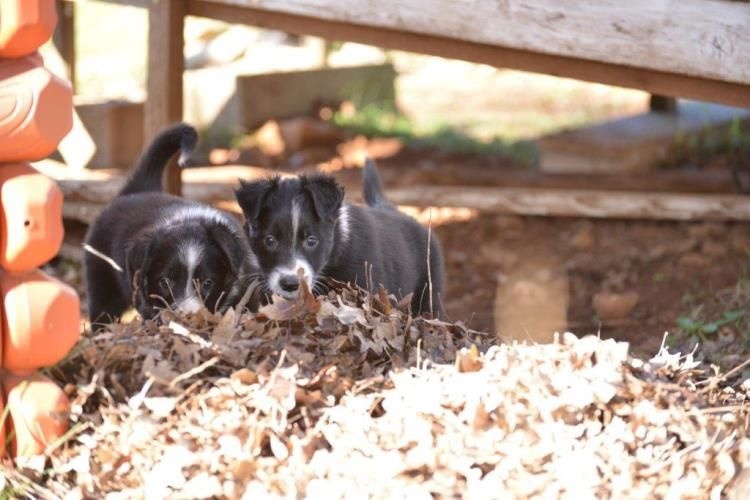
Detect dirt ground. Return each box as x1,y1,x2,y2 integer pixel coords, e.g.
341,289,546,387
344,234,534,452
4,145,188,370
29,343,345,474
366,160,750,358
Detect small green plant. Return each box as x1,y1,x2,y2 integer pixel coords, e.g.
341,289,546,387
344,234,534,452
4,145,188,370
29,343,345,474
676,309,745,341
665,118,750,168
675,268,750,352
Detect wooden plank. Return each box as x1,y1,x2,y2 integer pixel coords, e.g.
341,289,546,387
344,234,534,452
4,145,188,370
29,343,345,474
75,98,144,169
145,0,185,195
237,64,396,128
53,0,76,91
186,1,750,108
404,167,740,194
62,182,750,223
92,0,150,7
385,186,750,221
200,0,750,86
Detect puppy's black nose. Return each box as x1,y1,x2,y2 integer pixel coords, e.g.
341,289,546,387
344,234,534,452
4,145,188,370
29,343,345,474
279,275,300,293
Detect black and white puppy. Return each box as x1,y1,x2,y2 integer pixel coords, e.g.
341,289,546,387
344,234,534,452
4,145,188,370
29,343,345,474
84,123,257,324
234,159,444,317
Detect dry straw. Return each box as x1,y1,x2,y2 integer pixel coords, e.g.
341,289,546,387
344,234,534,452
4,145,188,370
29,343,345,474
3,282,749,498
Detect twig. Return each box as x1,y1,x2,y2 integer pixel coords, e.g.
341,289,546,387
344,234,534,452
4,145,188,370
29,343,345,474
44,422,92,456
698,357,750,394
700,404,749,414
234,280,259,327
426,207,434,315
168,356,220,388
83,243,123,272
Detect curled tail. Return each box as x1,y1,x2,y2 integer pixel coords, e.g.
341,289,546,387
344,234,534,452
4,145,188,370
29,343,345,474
362,158,395,210
119,123,198,196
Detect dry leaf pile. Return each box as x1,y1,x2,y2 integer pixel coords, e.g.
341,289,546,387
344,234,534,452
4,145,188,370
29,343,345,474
3,284,750,499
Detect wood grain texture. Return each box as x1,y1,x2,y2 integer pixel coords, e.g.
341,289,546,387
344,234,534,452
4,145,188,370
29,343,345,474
186,1,750,107
204,0,750,85
145,0,185,195
53,0,76,91
385,186,750,221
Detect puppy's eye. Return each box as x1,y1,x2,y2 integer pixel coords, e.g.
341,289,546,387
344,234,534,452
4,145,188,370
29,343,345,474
263,235,277,250
304,235,319,249
202,279,213,291
158,277,172,292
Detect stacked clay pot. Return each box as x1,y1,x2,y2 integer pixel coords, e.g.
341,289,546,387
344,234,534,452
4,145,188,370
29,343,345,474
0,0,80,458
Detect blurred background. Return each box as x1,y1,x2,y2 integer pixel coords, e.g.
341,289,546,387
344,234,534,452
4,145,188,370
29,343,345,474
41,1,750,361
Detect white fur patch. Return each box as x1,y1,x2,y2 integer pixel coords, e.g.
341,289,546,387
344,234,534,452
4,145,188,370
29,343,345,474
164,205,259,268
291,198,302,248
268,256,314,299
163,205,231,228
336,204,351,244
177,241,204,307
179,241,204,271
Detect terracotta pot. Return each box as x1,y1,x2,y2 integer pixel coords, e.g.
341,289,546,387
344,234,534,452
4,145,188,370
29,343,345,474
0,0,57,58
1,269,80,372
2,371,69,457
0,163,63,272
0,54,73,162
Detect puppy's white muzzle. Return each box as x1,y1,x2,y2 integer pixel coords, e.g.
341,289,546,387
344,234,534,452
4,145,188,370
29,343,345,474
176,296,203,314
269,258,314,300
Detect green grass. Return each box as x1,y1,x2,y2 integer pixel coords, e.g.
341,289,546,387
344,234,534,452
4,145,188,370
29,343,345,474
674,273,750,351
0,484,24,500
332,104,539,165
664,117,750,169
676,309,745,342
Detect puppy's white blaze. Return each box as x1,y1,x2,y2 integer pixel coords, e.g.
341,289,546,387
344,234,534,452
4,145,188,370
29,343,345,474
291,198,302,249
179,241,204,270
178,241,204,302
166,205,261,269
268,257,314,299
336,204,351,244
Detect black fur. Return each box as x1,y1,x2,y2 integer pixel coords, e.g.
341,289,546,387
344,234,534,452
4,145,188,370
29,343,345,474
234,159,444,317
84,123,257,325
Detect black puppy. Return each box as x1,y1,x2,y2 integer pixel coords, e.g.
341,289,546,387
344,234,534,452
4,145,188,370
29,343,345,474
84,123,257,324
234,159,444,316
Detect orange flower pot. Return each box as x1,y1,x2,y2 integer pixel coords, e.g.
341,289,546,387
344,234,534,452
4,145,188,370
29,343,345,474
2,371,69,457
0,163,63,272
0,0,57,58
1,269,80,373
0,54,72,162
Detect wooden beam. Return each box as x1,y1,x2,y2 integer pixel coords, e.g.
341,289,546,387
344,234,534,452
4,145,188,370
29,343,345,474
197,0,750,86
186,1,750,108
403,165,741,195
145,0,185,195
53,0,76,91
385,186,750,221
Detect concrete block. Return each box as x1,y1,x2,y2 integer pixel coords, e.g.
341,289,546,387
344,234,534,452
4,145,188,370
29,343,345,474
539,101,750,174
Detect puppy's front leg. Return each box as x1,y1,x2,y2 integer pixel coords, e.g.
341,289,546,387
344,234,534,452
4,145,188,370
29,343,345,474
85,256,130,327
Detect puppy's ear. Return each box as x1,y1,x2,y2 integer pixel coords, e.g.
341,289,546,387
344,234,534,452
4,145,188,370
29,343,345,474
303,175,344,221
124,235,156,312
234,179,275,231
206,223,246,275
